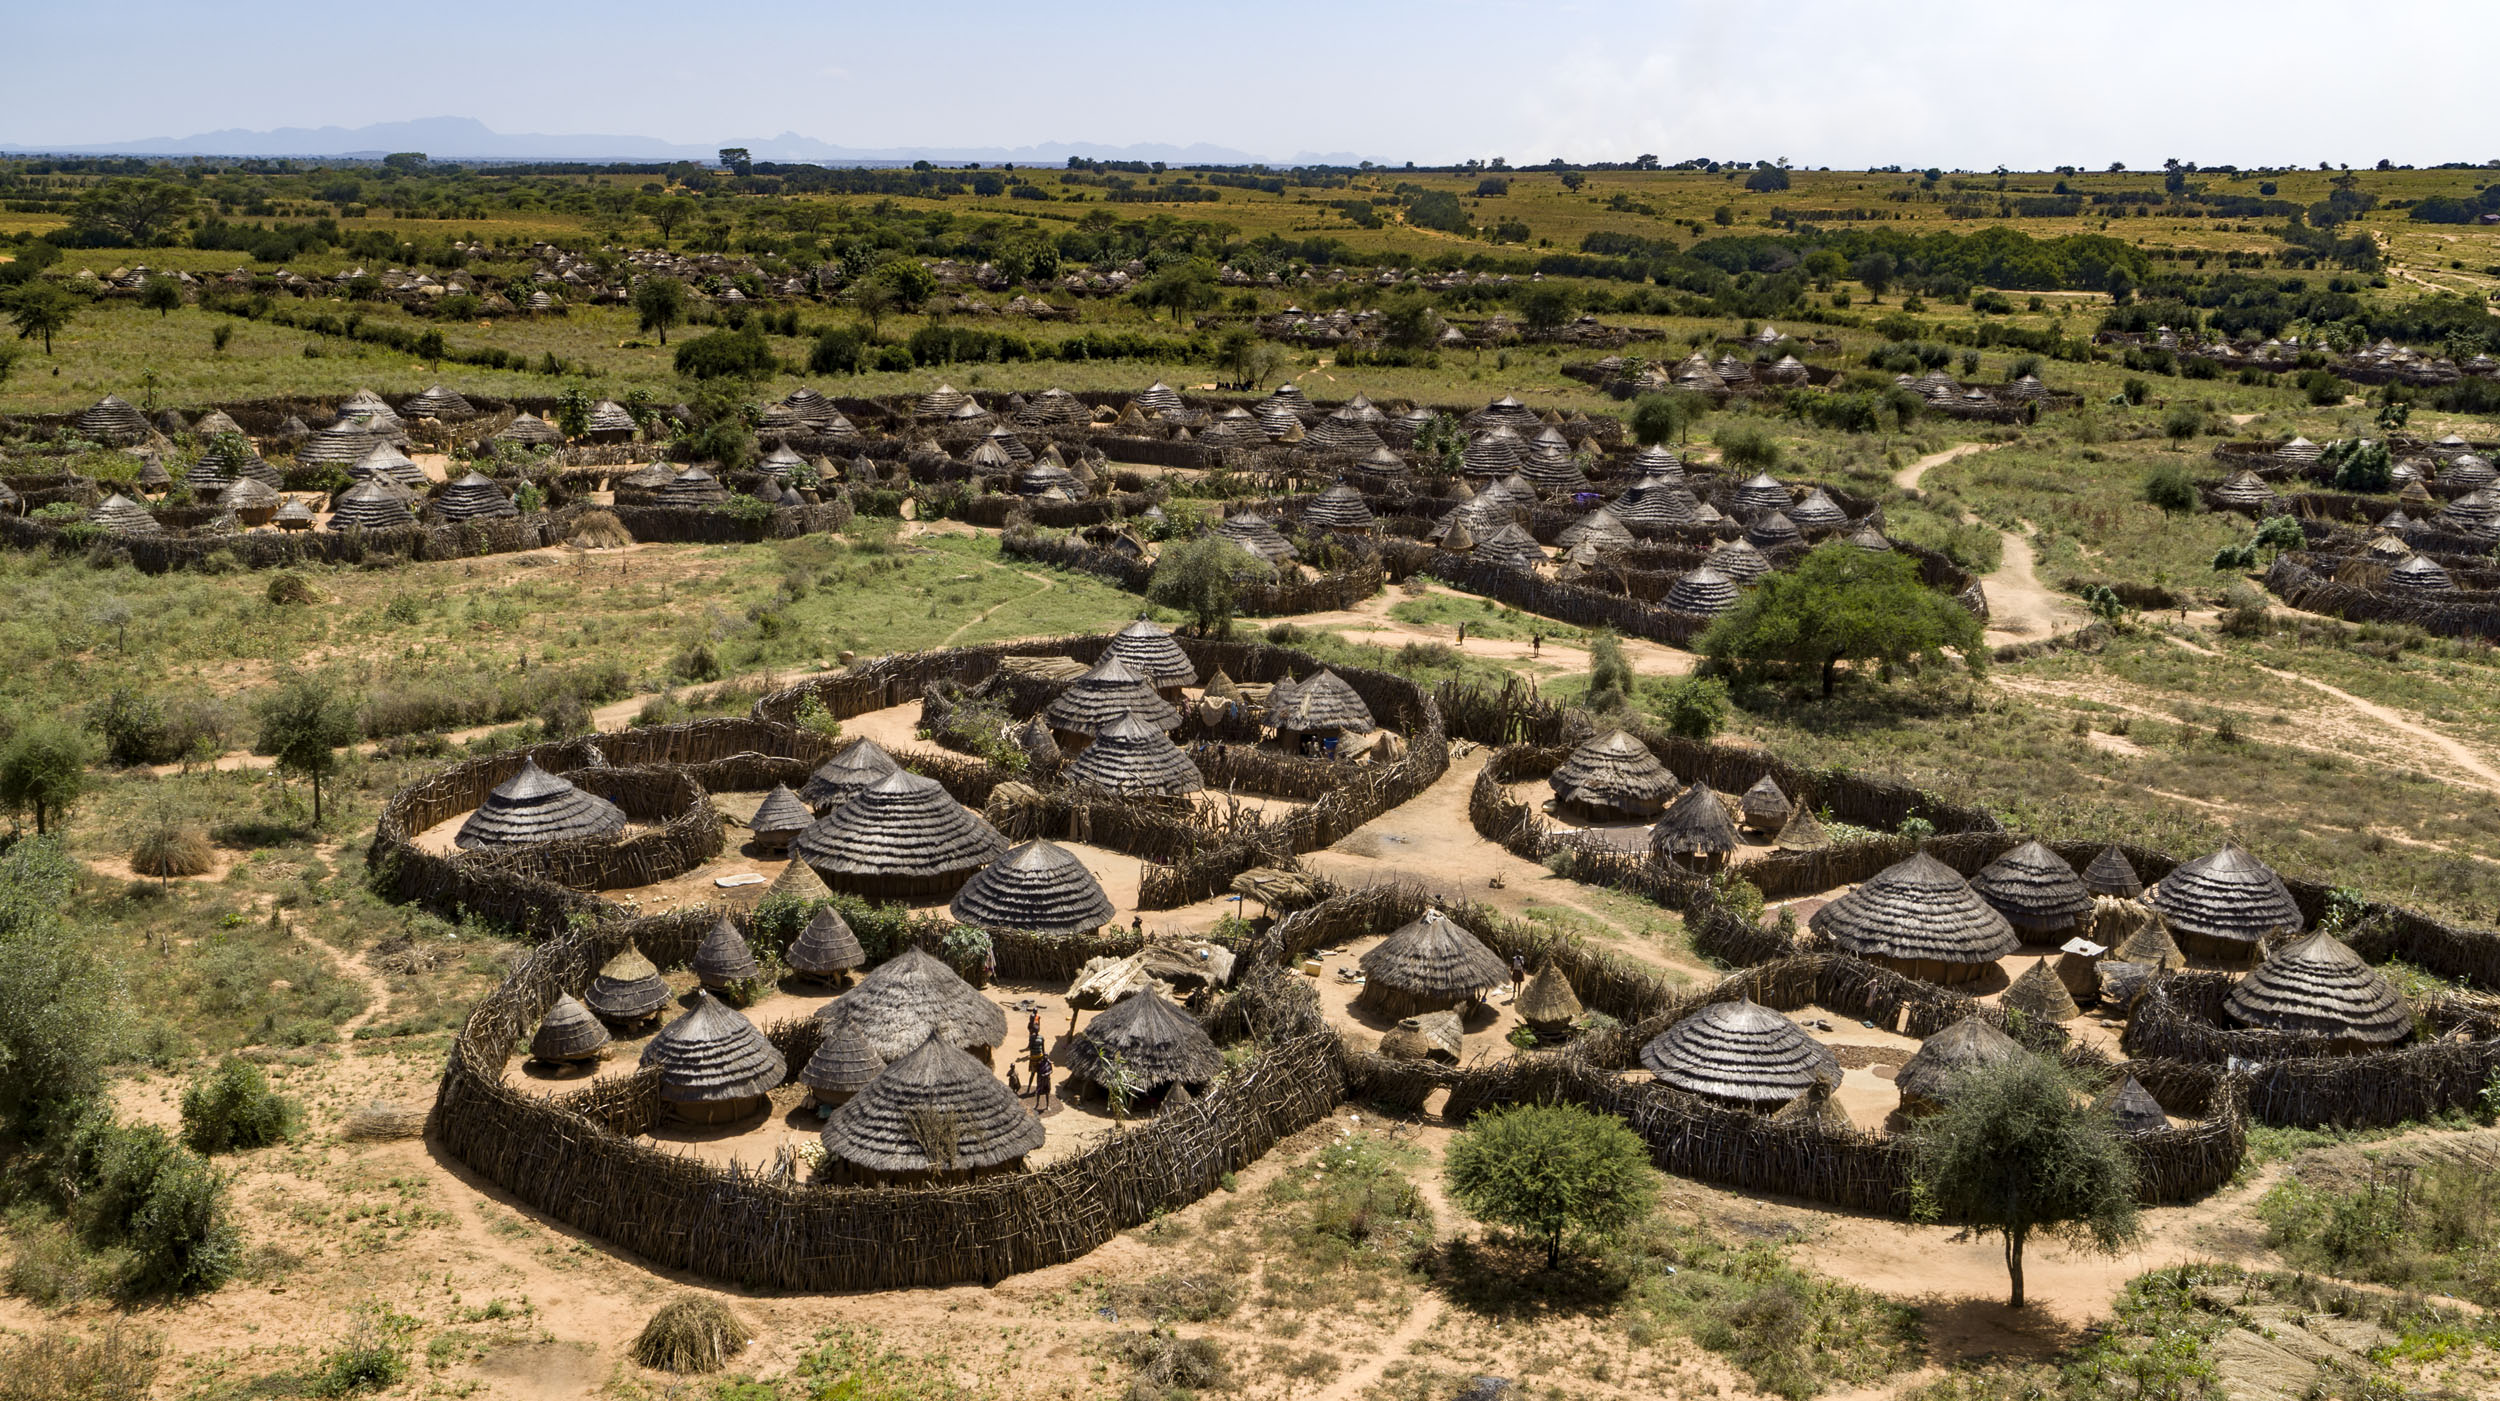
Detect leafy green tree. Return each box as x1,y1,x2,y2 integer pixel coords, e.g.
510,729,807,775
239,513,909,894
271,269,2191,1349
673,326,778,381
871,257,937,311
1147,536,1273,637
1628,393,1689,448
1654,674,1730,739
1212,327,1282,390
851,277,898,337
0,718,92,834
1378,294,1440,351
139,275,183,318
68,179,195,246
1519,285,1577,333
1906,1055,2141,1307
8,281,79,354
1585,630,1634,712
1851,252,1896,300
643,195,697,242
0,838,121,1138
2161,404,2204,445
1138,260,1220,324
2255,514,2307,561
555,385,593,439
633,275,688,345
2142,463,2199,513
1445,1103,1657,1268
2326,438,2392,492
254,676,359,823
1713,426,1781,473
1699,543,1986,698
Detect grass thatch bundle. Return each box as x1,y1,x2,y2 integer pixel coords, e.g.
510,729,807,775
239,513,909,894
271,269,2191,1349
1969,840,2095,936
2223,930,2411,1046
950,839,1115,936
2001,959,2081,1023
1640,997,1840,1106
1549,730,1676,820
1064,988,1223,1094
820,1036,1044,1178
131,823,214,878
567,509,634,548
1808,852,2018,981
816,946,1006,1062
1894,1016,2025,1113
629,1297,748,1374
2149,844,2304,954
1358,909,1509,1015
1516,965,1583,1031
1774,804,1832,852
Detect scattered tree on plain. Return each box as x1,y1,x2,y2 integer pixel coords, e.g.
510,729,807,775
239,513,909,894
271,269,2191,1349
1700,543,1986,698
1445,1102,1657,1269
1146,536,1272,637
0,719,91,835
254,676,359,824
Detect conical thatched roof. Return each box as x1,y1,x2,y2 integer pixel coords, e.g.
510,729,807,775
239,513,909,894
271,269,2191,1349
799,1022,885,1096
77,395,153,445
1745,511,1802,549
1809,852,2019,967
1303,482,1378,531
2001,959,2080,1022
274,497,315,528
1666,567,1739,615
1473,521,1547,570
1640,997,1839,1104
821,1035,1043,1175
817,946,1006,1061
640,990,785,1104
1549,730,1677,816
951,839,1115,935
2149,845,2304,948
1213,511,1297,564
1739,775,1792,826
765,854,834,906
2110,914,2187,971
492,412,565,449
329,479,416,530
615,461,676,491
1775,805,1832,851
220,477,280,516
1703,537,1772,583
748,784,813,841
1132,381,1185,416
1105,619,1198,689
455,759,626,848
1063,712,1203,798
2082,846,2143,899
2095,1075,2169,1133
1787,488,1849,530
2215,470,2278,509
1970,841,2095,934
1268,670,1375,735
529,992,612,1061
798,739,902,813
1895,1016,2025,1108
794,770,1008,891
351,441,428,490
189,433,280,492
402,385,475,419
1065,988,1223,1092
1611,473,1702,526
1557,507,1634,550
2223,931,2409,1043
585,399,635,435
434,471,517,521
2386,555,2455,594
1045,655,1181,736
655,466,731,507
1651,782,1740,858
1359,909,1509,1003
787,906,867,978
1517,965,1583,1028
88,493,163,536
1733,473,1792,514
692,917,761,986
585,948,671,1020
295,421,376,469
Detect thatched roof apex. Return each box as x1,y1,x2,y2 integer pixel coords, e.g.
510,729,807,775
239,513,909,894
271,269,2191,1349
2149,844,2304,947
1064,988,1223,1091
2081,845,2143,899
529,992,611,1061
950,839,1115,936
1359,909,1508,1000
798,738,901,812
640,990,786,1104
1045,655,1181,736
1651,782,1740,856
454,759,626,849
1550,730,1676,813
1106,619,1199,689
1268,669,1375,735
692,917,761,985
1063,713,1203,798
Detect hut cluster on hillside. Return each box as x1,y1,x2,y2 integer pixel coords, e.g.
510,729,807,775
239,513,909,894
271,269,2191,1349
2111,324,2500,388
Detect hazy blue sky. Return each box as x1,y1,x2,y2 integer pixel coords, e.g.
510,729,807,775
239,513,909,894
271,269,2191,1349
7,0,2494,167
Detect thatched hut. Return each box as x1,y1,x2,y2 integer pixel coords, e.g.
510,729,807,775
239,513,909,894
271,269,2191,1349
1703,538,1771,583
215,477,281,526
1065,714,1203,800
1379,1013,1463,1064
743,783,813,858
1895,1015,2026,1114
816,946,1006,1063
799,1022,884,1109
1303,483,1378,532
454,759,625,850
2108,912,2188,972
88,493,163,537
528,992,611,1065
433,471,517,522
1611,473,1702,527
2095,1075,2169,1133
1969,840,2095,938
787,907,867,985
1650,783,1740,872
1639,997,1839,1108
584,399,637,440
1775,805,1832,852
1737,776,1791,834
1787,489,1849,531
820,1036,1043,1184
2222,931,2410,1050
2215,471,2279,510
585,948,671,1025
1213,511,1298,565
656,466,732,507
1356,909,1509,1017
1268,670,1376,745
1809,852,2019,984
1745,512,1803,550
1516,965,1583,1038
1733,473,1792,515
1548,730,1677,822
76,394,152,445
1473,522,1547,571
797,738,901,814
1665,568,1739,616
402,384,475,419
1065,988,1222,1099
351,441,428,490
2081,846,2143,899
2148,844,2304,959
1104,619,1199,695
273,497,315,532
1044,656,1181,745
639,990,786,1125
951,839,1115,936
329,479,416,531
2001,959,2081,1022
1556,507,1634,551
2386,555,2455,594
793,770,1009,899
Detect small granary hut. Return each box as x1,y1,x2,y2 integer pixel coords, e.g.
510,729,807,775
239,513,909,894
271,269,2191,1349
584,400,636,440
402,384,475,419
1516,965,1583,1038
1044,656,1180,744
1065,988,1222,1099
1895,1015,2026,1114
1269,670,1376,744
433,471,518,521
2095,1075,2169,1133
495,412,565,448
1381,1011,1465,1064
1473,521,1548,571
88,493,163,536
1063,712,1204,799
2149,844,2304,960
2110,915,2188,972
1734,473,1792,515
328,479,416,531
2215,471,2278,510
1303,482,1379,531
950,839,1115,936
1650,782,1740,873
746,783,812,857
77,394,152,445
639,990,786,1125
797,738,902,814
1787,489,1850,531
1666,567,1740,616
273,498,315,531
2001,959,2081,1022
656,466,731,507
1357,908,1510,1017
222,476,283,525
816,946,1007,1063
799,1023,884,1109
1548,730,1677,822
787,906,867,985
528,993,611,1065
691,916,760,990
1214,511,1298,564
585,948,671,1025
1745,512,1803,550
351,441,428,490
793,770,1009,899
1775,805,1832,852
454,759,626,850
2081,845,2144,899
1969,840,2096,938
820,1036,1044,1184
1738,776,1792,834
1104,618,1199,695
1809,852,2019,984
1639,997,1840,1108
2222,931,2410,1050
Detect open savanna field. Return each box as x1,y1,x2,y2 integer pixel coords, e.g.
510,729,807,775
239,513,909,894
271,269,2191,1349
7,152,2500,1401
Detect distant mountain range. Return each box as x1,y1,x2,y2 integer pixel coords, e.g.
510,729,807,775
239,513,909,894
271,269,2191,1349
0,116,1369,167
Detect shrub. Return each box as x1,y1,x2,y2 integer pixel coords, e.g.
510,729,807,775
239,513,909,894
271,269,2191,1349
1445,1103,1657,1268
178,1056,298,1155
629,1297,748,1374
89,688,172,766
0,1324,162,1401
265,571,317,606
1653,674,1730,740
536,690,590,740
1714,425,1781,472
2142,463,2198,513
80,1124,237,1297
672,640,722,682
2161,404,2205,443
2119,377,2150,406
309,1308,412,1396
671,326,778,381
130,824,214,878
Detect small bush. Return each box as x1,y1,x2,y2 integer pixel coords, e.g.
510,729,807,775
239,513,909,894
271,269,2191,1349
80,1124,237,1297
179,1056,298,1155
1119,1327,1228,1399
629,1296,748,1374
1714,425,1781,473
2142,463,2198,513
0,1323,162,1401
130,824,214,878
1652,675,1729,740
672,640,723,682
265,571,317,606
310,1308,413,1397
567,509,633,549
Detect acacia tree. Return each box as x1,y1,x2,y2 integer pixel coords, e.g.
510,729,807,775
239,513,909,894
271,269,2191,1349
633,276,688,345
1146,536,1272,637
0,720,92,835
254,677,359,824
69,179,195,246
1699,542,1986,698
7,282,78,355
140,276,183,318
1445,1103,1656,1268
1906,1055,2142,1307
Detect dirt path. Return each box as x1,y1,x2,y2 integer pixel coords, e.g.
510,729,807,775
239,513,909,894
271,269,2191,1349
1892,441,2000,492
1307,1296,1447,1401
1290,584,1696,680
2256,665,2500,796
941,562,1058,647
1981,526,2089,643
